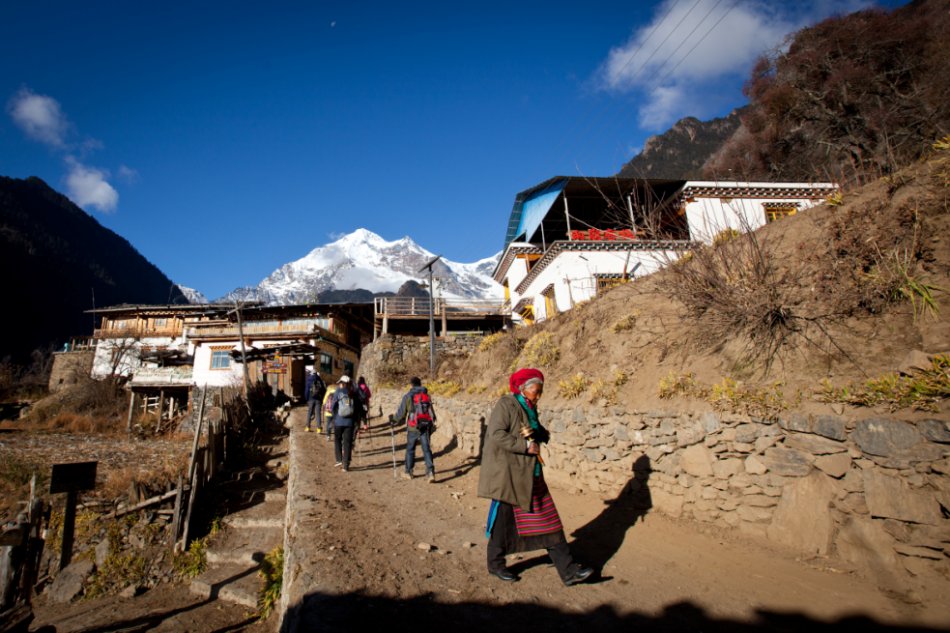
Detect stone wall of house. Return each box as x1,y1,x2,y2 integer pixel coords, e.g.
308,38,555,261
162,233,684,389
48,350,94,392
359,334,483,385
373,388,950,588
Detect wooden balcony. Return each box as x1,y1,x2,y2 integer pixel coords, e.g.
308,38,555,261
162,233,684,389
93,328,183,339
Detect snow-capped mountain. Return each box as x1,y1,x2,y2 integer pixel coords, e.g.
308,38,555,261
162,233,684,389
176,284,209,304
217,229,502,305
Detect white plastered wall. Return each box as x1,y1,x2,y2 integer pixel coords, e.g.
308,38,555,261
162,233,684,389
91,336,184,379
525,249,681,321
684,195,825,243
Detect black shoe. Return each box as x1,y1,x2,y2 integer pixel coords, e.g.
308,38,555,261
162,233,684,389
489,568,518,582
563,566,593,586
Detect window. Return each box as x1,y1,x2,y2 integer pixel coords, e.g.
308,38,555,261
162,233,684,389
596,274,628,296
319,353,333,375
153,318,168,328
764,202,799,223
541,285,558,320
210,350,231,370
343,360,354,378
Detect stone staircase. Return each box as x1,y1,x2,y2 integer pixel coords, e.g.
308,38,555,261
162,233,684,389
189,440,288,610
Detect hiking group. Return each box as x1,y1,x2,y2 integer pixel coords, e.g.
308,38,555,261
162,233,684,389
301,366,592,586
304,369,372,472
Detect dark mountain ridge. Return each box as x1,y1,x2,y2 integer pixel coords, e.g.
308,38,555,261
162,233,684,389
618,108,745,179
0,176,185,364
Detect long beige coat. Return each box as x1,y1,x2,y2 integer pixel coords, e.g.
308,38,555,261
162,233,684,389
477,394,544,512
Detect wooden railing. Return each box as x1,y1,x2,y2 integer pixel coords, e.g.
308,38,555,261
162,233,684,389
374,297,509,317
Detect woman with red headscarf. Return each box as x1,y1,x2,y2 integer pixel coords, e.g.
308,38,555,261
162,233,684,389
477,367,593,586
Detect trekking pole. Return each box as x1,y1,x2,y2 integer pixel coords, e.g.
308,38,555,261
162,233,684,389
388,415,398,479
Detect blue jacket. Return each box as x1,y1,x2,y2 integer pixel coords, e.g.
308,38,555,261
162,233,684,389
330,386,357,427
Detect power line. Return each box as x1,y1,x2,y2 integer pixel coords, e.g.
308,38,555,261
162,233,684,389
654,0,740,87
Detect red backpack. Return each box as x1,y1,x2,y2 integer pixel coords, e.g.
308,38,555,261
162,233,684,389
410,391,434,430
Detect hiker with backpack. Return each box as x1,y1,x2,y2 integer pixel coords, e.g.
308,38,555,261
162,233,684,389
392,376,437,482
304,368,327,432
329,375,359,471
357,376,372,430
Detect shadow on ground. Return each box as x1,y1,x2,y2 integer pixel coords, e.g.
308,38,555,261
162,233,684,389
280,592,944,633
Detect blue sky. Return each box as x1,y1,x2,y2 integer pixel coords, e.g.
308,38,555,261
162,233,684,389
1,0,904,299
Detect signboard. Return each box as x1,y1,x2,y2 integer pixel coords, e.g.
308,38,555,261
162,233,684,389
263,361,287,374
49,461,98,494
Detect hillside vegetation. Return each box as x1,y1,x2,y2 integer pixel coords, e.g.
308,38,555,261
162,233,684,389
439,147,950,419
706,0,950,183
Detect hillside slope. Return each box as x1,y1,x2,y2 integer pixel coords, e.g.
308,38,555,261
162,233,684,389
0,176,186,363
441,150,950,416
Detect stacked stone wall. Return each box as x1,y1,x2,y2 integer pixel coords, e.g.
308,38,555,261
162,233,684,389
359,334,483,385
48,350,94,392
373,387,949,588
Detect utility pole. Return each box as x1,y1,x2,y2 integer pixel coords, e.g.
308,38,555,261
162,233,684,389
230,301,251,402
419,255,442,377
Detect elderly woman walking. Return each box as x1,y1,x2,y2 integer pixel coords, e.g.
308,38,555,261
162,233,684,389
478,368,593,586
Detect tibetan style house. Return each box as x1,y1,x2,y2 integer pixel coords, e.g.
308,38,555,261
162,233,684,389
494,176,837,323
83,302,373,425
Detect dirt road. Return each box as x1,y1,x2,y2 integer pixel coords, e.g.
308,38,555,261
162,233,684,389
284,412,950,632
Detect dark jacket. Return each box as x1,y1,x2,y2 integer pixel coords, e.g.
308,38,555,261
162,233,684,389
330,386,357,427
395,386,435,429
305,373,326,402
477,394,546,512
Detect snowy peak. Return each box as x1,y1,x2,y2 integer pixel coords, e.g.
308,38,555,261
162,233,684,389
217,228,502,305
176,284,209,304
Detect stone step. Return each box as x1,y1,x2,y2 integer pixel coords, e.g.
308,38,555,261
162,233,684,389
190,562,261,608
205,526,283,566
264,489,287,503
225,515,283,529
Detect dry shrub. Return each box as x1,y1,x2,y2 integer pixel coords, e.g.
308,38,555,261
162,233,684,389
47,411,123,434
662,223,795,367
23,376,126,427
100,456,187,503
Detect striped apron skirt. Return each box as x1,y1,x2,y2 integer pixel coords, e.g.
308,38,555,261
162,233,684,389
486,473,566,553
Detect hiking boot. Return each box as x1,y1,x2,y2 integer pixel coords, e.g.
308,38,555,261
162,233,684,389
426,473,435,483
315,427,323,434
401,472,412,481
304,427,312,432
334,462,343,468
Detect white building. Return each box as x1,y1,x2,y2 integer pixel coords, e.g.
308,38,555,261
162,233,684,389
493,177,837,323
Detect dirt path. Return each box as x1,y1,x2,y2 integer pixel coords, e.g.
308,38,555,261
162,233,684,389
288,411,950,632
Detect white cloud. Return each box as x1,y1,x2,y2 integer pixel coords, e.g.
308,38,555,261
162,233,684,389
7,88,70,147
65,157,119,213
598,0,873,129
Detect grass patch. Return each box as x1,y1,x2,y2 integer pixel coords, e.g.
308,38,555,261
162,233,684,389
818,354,950,411
427,379,462,397
557,373,590,399
659,372,790,417
611,313,638,333
174,536,208,578
510,331,559,371
257,546,283,620
478,331,506,352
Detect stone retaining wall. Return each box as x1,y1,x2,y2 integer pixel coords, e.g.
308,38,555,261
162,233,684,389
372,387,949,588
359,334,483,385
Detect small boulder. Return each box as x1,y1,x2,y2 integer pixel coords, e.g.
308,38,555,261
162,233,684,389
47,559,95,604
